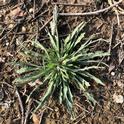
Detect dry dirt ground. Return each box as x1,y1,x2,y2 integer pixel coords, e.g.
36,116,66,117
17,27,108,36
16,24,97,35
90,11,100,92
0,0,124,124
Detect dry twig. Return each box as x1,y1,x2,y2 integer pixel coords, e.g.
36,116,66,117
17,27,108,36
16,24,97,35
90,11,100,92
52,2,87,6
16,87,25,124
24,99,32,124
58,0,123,16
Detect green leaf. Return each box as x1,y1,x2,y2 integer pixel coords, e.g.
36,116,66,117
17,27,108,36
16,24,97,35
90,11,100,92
84,72,104,85
74,33,85,47
63,82,73,111
84,92,97,106
48,32,59,56
34,80,56,112
13,61,40,68
16,66,40,74
78,51,109,61
32,40,49,58
73,66,104,72
64,22,86,54
67,86,73,104
64,22,86,46
76,75,90,88
74,77,85,91
13,70,43,86
14,67,52,86
80,60,109,67
59,86,63,104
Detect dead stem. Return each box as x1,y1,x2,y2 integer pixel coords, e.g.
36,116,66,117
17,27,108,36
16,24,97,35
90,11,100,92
16,87,25,124
58,0,123,16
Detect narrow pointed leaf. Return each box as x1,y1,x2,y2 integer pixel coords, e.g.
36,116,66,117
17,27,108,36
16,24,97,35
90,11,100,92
16,66,40,74
32,41,49,58
84,72,104,85
34,80,56,112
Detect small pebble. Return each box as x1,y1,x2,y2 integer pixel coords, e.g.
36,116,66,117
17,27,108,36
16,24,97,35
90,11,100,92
3,0,6,4
117,80,124,88
111,71,115,76
29,8,34,13
6,42,9,46
113,93,124,104
22,26,26,32
0,57,5,62
8,24,14,29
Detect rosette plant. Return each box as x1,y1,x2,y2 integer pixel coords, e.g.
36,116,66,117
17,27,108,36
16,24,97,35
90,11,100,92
13,6,109,112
